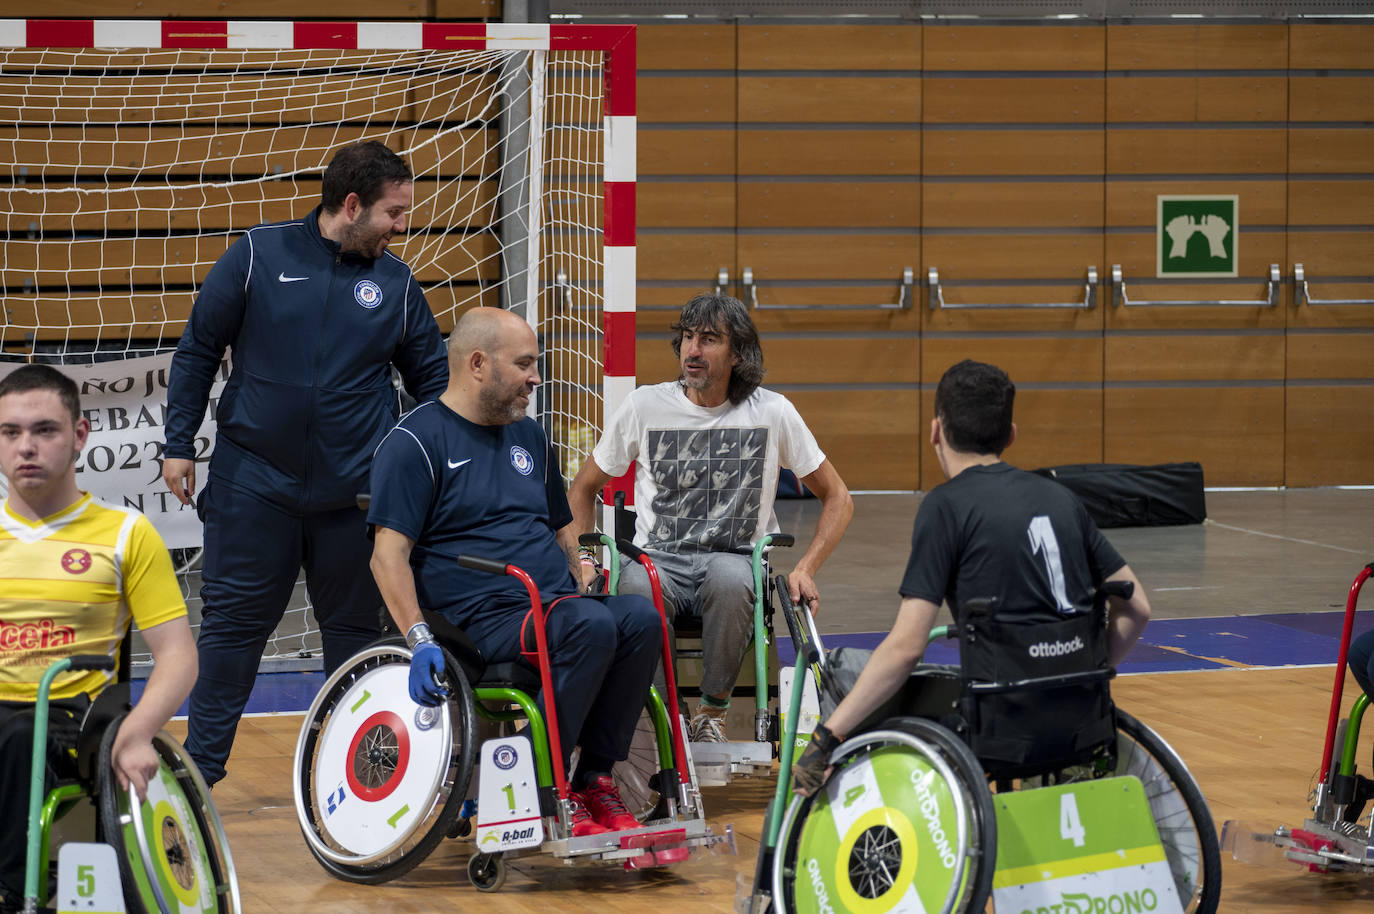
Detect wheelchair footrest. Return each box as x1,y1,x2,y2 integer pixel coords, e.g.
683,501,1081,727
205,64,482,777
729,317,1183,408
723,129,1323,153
545,818,716,863
621,829,688,870
693,740,773,782
1223,818,1374,875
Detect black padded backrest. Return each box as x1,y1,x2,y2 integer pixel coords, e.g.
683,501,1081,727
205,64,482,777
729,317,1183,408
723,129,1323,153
76,682,130,782
956,600,1116,780
75,630,134,782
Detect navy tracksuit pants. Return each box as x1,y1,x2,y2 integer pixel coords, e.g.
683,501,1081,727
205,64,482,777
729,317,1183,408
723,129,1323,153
456,593,660,778
185,482,384,786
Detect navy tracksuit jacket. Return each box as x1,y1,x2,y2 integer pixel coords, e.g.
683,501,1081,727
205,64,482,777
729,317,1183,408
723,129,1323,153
164,207,448,509
164,206,448,785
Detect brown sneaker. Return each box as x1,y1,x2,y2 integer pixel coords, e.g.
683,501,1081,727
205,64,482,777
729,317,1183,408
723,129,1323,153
689,705,728,743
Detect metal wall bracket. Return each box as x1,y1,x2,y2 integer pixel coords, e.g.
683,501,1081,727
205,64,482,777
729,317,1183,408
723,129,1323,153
743,266,912,311
553,269,573,308
714,268,730,296
1111,264,1280,308
927,266,1096,311
1294,263,1374,307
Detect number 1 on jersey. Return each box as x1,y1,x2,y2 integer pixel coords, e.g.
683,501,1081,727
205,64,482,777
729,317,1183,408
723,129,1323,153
1027,515,1075,614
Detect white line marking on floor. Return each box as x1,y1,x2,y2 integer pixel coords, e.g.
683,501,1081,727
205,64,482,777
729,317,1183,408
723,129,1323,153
1206,520,1370,555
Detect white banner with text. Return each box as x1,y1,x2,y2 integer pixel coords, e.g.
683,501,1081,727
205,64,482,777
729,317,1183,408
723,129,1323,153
0,353,226,549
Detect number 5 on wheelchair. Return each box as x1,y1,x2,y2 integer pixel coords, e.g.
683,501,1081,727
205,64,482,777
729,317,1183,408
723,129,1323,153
23,655,240,914
743,583,1221,914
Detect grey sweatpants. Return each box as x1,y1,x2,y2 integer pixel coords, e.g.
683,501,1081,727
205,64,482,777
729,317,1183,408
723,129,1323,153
617,550,756,699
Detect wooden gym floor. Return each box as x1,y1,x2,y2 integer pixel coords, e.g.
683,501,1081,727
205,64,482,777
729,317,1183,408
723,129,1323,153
190,488,1374,912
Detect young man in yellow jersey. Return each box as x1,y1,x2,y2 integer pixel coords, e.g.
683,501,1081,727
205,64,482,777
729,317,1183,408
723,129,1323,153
0,365,198,908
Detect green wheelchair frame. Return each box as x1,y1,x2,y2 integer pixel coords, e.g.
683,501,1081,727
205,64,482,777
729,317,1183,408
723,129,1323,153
747,584,1223,914
23,656,239,914
607,490,795,769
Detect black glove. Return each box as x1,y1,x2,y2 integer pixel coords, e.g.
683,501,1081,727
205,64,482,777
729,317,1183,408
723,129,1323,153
792,723,841,797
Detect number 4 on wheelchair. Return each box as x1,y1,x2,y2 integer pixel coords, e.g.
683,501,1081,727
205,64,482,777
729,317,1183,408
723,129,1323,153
743,583,1221,914
23,656,240,914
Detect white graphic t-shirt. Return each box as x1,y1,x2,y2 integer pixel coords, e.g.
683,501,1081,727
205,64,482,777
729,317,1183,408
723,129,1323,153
593,382,826,552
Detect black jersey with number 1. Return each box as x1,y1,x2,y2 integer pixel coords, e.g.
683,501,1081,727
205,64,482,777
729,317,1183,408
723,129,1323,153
899,462,1126,622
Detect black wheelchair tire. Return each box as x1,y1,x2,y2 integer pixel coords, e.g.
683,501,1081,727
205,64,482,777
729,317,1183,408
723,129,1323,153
95,714,240,914
773,715,996,914
1113,710,1222,914
293,640,478,885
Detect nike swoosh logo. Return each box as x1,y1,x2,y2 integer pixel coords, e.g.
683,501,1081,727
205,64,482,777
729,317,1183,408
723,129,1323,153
278,273,309,283
448,458,472,470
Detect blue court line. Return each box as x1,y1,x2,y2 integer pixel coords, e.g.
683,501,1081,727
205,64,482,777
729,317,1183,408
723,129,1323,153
133,609,1374,716
133,670,326,718
776,609,1374,676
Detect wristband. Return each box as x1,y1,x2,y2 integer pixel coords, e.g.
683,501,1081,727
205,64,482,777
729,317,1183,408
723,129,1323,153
811,723,841,753
579,557,599,566
405,621,435,650
577,544,598,558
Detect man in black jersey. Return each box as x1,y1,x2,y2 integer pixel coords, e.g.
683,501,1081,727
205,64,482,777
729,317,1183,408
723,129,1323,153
792,359,1152,795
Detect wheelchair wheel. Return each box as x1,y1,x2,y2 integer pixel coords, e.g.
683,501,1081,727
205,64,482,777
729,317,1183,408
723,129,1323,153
292,641,477,884
773,716,995,914
611,708,663,820
96,715,240,914
1034,710,1221,914
1112,711,1221,914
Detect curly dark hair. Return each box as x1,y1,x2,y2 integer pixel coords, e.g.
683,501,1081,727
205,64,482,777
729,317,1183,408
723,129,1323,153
670,293,765,405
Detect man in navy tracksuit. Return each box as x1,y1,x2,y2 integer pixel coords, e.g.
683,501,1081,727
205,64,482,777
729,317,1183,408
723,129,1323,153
162,141,448,786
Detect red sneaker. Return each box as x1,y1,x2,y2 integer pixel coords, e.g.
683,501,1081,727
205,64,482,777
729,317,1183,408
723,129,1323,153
581,775,641,831
568,792,610,837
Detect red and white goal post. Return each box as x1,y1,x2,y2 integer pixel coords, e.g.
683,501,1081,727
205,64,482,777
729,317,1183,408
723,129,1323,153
0,19,636,668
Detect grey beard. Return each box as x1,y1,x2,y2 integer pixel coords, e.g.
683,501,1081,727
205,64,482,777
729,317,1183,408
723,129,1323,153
478,387,526,424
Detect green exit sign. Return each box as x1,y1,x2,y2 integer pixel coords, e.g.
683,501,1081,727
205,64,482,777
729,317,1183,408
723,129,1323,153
1157,195,1239,278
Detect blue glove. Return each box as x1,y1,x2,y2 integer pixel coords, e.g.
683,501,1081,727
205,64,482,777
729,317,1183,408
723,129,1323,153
409,642,448,707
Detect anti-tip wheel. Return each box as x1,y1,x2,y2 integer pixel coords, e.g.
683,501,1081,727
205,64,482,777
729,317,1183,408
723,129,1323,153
467,852,506,892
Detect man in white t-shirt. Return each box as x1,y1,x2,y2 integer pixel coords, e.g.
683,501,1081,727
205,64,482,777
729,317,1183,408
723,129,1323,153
569,293,853,742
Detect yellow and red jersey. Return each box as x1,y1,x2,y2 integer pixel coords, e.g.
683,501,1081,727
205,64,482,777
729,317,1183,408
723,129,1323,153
0,492,186,701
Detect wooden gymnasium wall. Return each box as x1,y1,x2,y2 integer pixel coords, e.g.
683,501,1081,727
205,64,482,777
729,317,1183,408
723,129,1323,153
637,21,1374,490
3,7,1369,489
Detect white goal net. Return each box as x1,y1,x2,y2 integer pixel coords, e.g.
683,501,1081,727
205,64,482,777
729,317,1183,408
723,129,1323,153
0,22,635,670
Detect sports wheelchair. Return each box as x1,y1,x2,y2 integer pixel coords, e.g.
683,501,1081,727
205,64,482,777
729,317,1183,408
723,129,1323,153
22,654,239,914
606,490,795,781
291,543,723,893
745,582,1222,914
1223,561,1374,875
